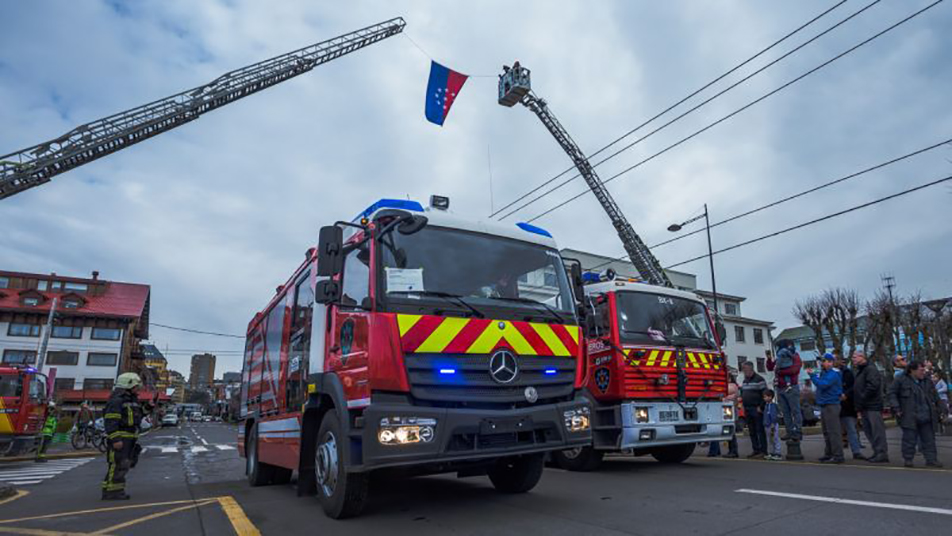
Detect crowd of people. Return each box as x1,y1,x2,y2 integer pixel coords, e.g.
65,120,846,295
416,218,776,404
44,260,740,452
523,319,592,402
709,341,948,468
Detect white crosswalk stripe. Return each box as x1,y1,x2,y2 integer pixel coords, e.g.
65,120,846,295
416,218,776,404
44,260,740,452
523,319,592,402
143,444,237,454
0,457,93,486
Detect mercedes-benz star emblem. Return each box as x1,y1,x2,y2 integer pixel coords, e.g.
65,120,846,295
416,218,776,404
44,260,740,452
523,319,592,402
489,349,519,384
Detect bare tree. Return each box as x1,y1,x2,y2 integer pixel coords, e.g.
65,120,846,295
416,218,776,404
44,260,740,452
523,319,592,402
898,293,926,362
864,291,898,373
820,288,861,359
793,296,826,353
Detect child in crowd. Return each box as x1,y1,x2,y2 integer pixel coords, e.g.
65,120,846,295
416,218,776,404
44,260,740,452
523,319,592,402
763,389,783,461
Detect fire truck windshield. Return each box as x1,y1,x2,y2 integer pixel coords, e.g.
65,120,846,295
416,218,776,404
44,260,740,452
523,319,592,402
380,225,575,321
0,375,21,397
615,292,716,349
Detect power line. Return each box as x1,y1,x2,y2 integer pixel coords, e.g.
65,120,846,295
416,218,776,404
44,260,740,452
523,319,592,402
150,323,245,339
663,174,952,270
585,137,952,271
488,0,850,219
522,0,945,224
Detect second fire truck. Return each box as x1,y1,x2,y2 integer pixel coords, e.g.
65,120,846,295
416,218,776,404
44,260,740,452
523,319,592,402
239,197,592,518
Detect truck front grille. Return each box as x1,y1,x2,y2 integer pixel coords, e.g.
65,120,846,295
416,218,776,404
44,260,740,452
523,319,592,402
405,354,575,406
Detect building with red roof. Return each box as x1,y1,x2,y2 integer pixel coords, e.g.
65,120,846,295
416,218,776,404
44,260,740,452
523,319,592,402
0,269,159,409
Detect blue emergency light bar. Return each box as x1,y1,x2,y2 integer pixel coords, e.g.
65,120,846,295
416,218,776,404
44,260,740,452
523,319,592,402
355,198,425,221
439,368,457,375
516,222,553,238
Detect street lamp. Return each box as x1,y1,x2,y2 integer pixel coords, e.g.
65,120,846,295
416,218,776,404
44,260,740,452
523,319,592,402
669,204,721,331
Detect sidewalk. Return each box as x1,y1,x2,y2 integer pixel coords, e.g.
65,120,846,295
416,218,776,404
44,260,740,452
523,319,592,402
703,425,951,470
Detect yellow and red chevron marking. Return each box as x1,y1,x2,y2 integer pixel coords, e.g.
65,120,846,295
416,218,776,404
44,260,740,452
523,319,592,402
397,314,580,356
624,348,722,370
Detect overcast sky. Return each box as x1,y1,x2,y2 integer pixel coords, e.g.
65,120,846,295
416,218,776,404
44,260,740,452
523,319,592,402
2,0,950,377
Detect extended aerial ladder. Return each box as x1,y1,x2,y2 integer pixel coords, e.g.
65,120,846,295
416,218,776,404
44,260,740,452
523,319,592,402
498,63,672,288
0,17,406,199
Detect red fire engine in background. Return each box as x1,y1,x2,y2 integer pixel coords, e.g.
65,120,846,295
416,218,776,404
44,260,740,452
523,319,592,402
552,277,732,470
0,366,50,456
239,197,593,518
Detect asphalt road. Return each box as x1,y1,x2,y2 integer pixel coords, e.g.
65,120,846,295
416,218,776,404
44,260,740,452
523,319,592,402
1,422,949,535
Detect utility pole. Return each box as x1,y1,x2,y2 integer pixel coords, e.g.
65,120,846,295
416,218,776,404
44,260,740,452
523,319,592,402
882,274,901,357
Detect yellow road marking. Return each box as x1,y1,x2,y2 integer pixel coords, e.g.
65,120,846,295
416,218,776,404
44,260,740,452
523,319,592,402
217,496,261,536
0,498,202,524
90,500,217,535
0,491,28,508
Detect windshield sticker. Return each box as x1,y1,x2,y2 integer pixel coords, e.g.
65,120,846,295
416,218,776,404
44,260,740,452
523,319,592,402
647,328,666,342
386,267,424,293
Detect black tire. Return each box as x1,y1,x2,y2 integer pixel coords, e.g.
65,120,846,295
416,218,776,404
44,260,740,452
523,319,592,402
246,424,275,486
70,431,86,450
552,446,604,472
315,411,369,519
95,434,108,454
488,453,545,493
651,443,696,464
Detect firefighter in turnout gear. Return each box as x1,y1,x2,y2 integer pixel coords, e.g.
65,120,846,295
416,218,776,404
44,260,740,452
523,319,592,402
102,373,143,500
34,402,58,463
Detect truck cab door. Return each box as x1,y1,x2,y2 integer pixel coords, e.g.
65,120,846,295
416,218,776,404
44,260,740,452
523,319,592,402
326,240,372,404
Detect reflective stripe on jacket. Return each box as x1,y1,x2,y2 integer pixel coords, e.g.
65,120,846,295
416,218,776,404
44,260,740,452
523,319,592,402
103,389,142,441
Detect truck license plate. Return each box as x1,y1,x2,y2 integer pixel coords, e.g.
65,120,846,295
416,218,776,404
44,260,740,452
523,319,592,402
659,410,680,422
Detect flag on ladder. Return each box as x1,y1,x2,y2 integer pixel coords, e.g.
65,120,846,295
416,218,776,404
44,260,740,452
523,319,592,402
425,61,468,126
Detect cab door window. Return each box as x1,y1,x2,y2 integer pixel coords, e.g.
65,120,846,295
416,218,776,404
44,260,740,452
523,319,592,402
341,242,371,309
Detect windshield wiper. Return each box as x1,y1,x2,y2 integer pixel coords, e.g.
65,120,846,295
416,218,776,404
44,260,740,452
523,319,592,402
670,334,717,350
389,290,485,318
486,296,566,324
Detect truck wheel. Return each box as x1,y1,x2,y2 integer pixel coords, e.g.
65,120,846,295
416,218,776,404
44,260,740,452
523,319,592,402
488,453,545,493
651,443,696,464
315,411,369,519
246,424,275,486
552,446,604,471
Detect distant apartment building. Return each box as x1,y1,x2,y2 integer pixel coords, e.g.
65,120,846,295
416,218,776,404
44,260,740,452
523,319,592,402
142,344,169,389
189,353,216,389
169,370,186,403
0,269,151,409
222,371,241,384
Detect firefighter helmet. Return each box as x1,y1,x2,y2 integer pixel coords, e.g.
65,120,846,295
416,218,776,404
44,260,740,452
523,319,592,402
116,373,142,390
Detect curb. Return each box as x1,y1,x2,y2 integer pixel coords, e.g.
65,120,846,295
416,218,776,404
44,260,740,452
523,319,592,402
0,484,15,499
0,450,101,464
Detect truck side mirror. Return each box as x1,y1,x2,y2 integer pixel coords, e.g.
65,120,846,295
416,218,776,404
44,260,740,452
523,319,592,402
316,226,343,277
562,257,585,308
315,279,341,304
715,321,727,344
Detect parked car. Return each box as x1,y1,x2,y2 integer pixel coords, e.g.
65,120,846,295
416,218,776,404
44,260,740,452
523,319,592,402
202,415,213,423
189,411,203,422
162,414,180,427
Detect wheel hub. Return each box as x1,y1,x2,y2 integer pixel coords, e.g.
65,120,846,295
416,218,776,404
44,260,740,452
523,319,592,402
562,447,583,460
316,431,339,497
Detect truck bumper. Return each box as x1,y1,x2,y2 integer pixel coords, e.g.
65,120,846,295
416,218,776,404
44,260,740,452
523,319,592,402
618,401,733,449
0,434,39,457
355,394,592,471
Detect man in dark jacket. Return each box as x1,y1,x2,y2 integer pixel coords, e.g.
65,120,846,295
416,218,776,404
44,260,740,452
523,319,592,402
740,362,767,459
102,373,144,500
766,340,803,441
888,361,943,468
852,352,889,462
835,351,864,460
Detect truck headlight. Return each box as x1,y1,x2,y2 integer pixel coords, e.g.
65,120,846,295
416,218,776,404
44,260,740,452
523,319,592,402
378,416,437,445
563,407,591,432
722,405,734,421
634,407,650,423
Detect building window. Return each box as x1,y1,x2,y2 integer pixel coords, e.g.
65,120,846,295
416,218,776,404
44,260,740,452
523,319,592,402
62,299,82,309
803,360,818,370
51,325,83,339
543,269,558,288
83,378,114,390
800,340,816,351
737,356,748,368
753,328,764,345
724,303,738,315
756,357,766,373
0,276,8,289
705,300,715,311
37,280,48,291
22,296,40,306
2,349,37,365
47,351,79,366
91,327,121,341
54,378,75,391
8,323,40,337
63,282,88,293
51,281,62,290
87,353,118,366
518,273,529,284
734,326,746,343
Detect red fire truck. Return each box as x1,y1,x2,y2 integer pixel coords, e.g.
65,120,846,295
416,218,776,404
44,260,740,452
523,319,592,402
0,366,50,456
551,277,732,470
239,197,593,518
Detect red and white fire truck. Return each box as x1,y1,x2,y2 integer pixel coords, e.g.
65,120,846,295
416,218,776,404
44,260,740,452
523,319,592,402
551,277,732,470
239,197,593,518
0,366,50,456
